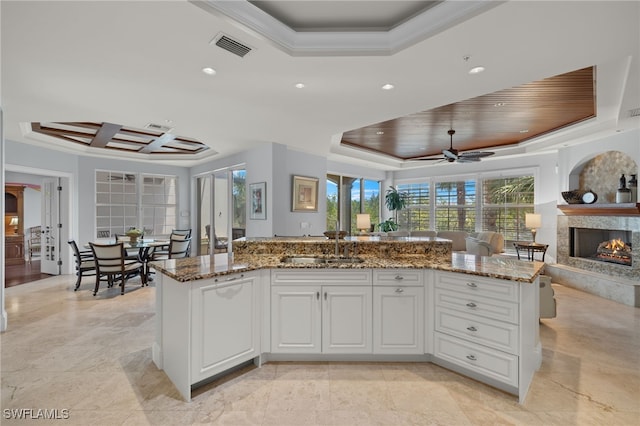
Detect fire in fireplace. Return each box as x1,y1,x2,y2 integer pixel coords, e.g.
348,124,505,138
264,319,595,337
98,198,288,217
570,227,634,267
595,238,632,265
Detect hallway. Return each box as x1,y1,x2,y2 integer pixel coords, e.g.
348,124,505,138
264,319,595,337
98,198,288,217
1,275,638,425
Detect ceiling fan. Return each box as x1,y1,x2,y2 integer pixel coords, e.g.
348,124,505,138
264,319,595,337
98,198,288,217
413,129,495,163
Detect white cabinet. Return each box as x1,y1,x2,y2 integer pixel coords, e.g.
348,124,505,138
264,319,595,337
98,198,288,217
373,270,424,354
191,272,260,383
432,271,539,403
157,270,261,401
271,285,321,353
270,269,372,354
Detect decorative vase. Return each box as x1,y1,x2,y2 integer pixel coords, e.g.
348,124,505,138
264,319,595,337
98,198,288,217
129,235,138,244
629,174,637,202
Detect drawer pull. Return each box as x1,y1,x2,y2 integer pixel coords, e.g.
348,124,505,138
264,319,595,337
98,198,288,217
466,354,477,361
394,275,404,281
395,287,404,293
466,302,477,308
466,282,478,288
317,291,320,300
467,326,478,332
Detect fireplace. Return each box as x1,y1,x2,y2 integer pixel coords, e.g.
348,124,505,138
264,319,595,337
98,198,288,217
557,214,640,283
551,213,639,307
570,227,633,266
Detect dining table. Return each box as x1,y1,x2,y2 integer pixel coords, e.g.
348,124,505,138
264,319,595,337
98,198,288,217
87,239,170,281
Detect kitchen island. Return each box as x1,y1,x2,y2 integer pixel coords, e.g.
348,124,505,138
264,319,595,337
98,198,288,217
151,236,543,403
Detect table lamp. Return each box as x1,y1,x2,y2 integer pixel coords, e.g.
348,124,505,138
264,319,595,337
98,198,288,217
356,214,371,234
9,216,19,234
525,213,542,243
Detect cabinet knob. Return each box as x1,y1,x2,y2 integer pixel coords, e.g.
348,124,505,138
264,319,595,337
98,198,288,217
466,354,477,361
394,275,404,281
466,282,478,288
467,326,478,332
395,287,404,293
466,302,477,308
316,291,320,300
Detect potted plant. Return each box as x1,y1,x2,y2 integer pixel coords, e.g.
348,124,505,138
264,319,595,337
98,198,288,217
380,186,407,231
125,228,143,244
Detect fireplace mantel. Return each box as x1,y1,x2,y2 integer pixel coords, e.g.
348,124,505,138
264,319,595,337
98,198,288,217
557,203,640,216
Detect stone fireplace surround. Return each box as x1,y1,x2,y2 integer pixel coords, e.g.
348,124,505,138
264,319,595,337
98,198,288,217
548,213,639,307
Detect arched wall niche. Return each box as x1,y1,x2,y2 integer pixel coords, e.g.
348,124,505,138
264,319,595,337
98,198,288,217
568,151,637,203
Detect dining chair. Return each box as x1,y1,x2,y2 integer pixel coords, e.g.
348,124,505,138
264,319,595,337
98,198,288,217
152,237,192,260
171,229,192,239
114,234,141,261
68,239,97,291
89,242,146,296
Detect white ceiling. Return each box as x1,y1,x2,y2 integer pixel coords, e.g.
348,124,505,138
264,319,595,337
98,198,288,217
2,1,639,169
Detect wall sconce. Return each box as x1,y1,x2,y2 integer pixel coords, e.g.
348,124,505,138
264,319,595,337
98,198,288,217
525,213,542,243
9,216,19,234
356,214,371,234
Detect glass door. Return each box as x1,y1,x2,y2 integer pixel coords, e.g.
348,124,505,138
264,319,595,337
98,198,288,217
196,175,212,255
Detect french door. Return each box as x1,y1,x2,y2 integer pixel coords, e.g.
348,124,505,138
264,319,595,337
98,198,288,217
41,177,61,275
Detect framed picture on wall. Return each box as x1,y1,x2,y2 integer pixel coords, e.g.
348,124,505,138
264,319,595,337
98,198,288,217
292,175,319,212
250,182,267,220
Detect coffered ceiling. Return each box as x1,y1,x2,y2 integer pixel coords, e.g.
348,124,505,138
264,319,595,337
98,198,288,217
2,1,639,169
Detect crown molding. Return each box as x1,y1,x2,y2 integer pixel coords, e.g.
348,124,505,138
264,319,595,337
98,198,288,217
191,0,503,56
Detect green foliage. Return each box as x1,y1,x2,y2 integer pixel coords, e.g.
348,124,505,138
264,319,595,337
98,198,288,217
379,218,398,232
385,186,408,225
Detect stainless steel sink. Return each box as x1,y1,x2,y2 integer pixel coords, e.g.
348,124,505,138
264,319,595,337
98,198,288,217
281,256,365,264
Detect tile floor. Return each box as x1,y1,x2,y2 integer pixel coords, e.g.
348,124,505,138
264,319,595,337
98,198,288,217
1,275,639,425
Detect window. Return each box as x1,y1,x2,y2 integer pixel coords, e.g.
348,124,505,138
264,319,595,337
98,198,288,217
481,175,534,245
396,173,534,243
327,175,380,234
96,170,177,238
397,183,429,231
435,180,476,232
141,175,178,236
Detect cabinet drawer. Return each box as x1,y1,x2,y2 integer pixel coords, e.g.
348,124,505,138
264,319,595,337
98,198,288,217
435,271,519,302
435,307,519,354
373,269,423,286
435,288,519,324
271,269,372,286
434,332,518,388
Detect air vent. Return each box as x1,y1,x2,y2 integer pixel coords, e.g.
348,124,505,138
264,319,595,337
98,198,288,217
144,122,174,133
629,107,640,118
212,33,252,58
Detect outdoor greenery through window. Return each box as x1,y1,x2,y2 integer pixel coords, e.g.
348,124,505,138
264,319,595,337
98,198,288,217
397,174,535,248
327,175,380,235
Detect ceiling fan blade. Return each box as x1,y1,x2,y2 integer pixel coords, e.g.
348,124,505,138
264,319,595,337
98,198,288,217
459,151,495,158
410,156,445,161
456,157,481,163
443,149,458,160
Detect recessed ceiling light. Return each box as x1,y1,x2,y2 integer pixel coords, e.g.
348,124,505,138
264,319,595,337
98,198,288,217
468,66,485,74
376,131,384,135
381,84,394,90
295,83,305,89
202,67,216,75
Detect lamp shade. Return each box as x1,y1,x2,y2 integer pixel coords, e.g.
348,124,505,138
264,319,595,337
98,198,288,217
356,213,371,231
9,216,19,226
525,213,541,229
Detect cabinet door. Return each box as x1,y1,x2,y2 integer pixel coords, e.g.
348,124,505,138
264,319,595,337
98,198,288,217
373,286,424,354
271,285,321,353
323,286,372,354
191,274,259,382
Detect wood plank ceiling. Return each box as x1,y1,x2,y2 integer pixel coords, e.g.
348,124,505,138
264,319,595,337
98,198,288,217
341,66,596,160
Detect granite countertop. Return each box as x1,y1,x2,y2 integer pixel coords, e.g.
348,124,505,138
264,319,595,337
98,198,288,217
150,252,544,284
